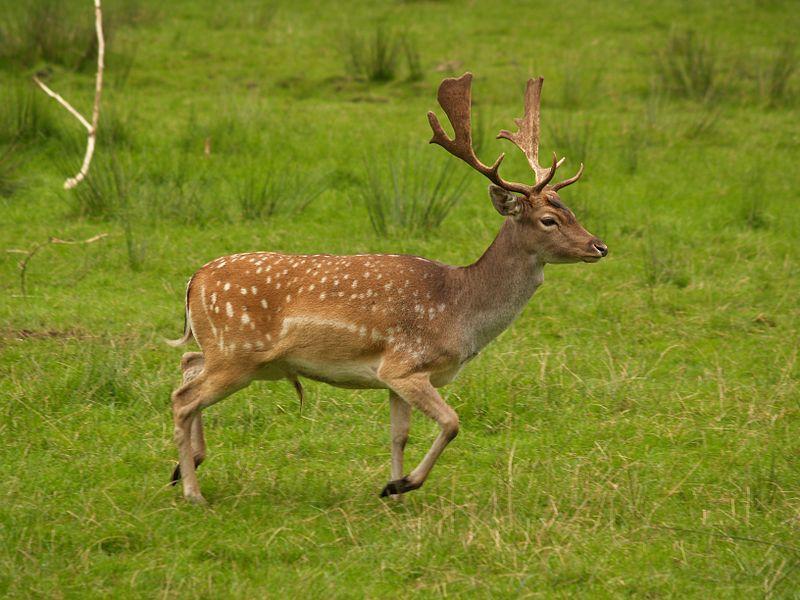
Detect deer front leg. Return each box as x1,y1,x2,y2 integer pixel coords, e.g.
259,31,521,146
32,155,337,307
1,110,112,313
389,390,411,482
379,374,458,497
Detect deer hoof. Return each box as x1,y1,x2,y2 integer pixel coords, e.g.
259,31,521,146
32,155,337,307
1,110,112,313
379,477,419,497
185,492,207,506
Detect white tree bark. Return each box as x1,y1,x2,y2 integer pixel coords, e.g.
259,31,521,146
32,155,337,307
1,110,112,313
34,0,104,190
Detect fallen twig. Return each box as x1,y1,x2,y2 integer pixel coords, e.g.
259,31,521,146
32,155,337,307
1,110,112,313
6,233,108,295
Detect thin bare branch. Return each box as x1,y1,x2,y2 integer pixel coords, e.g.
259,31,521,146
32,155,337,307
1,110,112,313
34,0,104,190
6,233,108,295
32,78,92,132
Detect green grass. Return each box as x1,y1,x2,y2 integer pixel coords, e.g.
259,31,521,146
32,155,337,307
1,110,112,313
1,0,799,597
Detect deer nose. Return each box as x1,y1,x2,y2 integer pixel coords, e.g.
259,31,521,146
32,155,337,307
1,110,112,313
592,240,608,257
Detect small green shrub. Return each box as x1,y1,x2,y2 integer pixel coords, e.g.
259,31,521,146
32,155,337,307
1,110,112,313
0,143,23,197
121,210,147,271
0,0,143,72
401,34,424,82
642,228,690,289
344,25,424,83
344,25,401,83
51,345,138,407
235,161,330,220
0,83,60,145
619,123,646,175
0,0,93,69
757,41,797,107
547,114,592,165
179,109,263,157
63,151,131,219
139,152,218,226
361,145,468,237
559,69,601,109
680,101,720,140
655,29,720,101
737,169,770,230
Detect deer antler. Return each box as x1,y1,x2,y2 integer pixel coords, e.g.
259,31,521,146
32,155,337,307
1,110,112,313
496,77,563,193
428,73,585,196
427,73,533,197
497,76,585,193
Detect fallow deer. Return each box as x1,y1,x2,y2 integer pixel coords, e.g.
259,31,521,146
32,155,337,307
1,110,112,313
168,72,607,504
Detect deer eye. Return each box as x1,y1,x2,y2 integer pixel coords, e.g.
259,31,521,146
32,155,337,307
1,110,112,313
540,217,558,227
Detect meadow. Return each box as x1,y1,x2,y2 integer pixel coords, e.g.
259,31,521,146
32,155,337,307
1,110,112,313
1,0,799,596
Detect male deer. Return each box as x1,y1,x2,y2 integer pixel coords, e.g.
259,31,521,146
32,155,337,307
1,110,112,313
168,73,607,504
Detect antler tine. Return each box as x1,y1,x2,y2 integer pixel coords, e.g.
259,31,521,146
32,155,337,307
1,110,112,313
428,73,532,197
497,77,572,191
552,162,585,191
497,77,546,181
533,152,559,193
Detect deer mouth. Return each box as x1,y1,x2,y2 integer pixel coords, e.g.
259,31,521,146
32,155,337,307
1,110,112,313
581,254,603,263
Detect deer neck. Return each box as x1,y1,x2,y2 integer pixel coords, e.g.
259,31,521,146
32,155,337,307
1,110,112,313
455,219,544,354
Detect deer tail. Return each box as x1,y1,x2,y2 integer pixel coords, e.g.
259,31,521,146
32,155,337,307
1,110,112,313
165,275,195,347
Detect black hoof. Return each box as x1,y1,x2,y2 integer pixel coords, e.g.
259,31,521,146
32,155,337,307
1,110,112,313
170,463,181,485
170,457,203,485
379,476,419,497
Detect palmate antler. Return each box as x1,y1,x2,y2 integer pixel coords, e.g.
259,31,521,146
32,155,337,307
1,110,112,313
427,72,584,196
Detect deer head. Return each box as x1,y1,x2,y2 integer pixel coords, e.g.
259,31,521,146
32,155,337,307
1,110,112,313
428,72,607,264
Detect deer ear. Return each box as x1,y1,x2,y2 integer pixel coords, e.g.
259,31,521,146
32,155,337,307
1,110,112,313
488,184,523,216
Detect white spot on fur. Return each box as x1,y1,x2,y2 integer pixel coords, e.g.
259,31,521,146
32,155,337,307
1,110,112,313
260,299,268,309
224,282,231,291
226,302,233,317
241,313,251,325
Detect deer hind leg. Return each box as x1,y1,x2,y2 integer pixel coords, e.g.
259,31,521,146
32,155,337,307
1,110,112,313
389,391,411,483
379,374,458,497
171,353,207,485
171,360,251,504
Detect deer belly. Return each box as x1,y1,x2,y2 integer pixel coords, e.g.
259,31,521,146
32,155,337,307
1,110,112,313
284,356,386,389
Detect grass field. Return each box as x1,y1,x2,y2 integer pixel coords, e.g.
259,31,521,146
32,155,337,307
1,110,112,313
1,0,799,596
